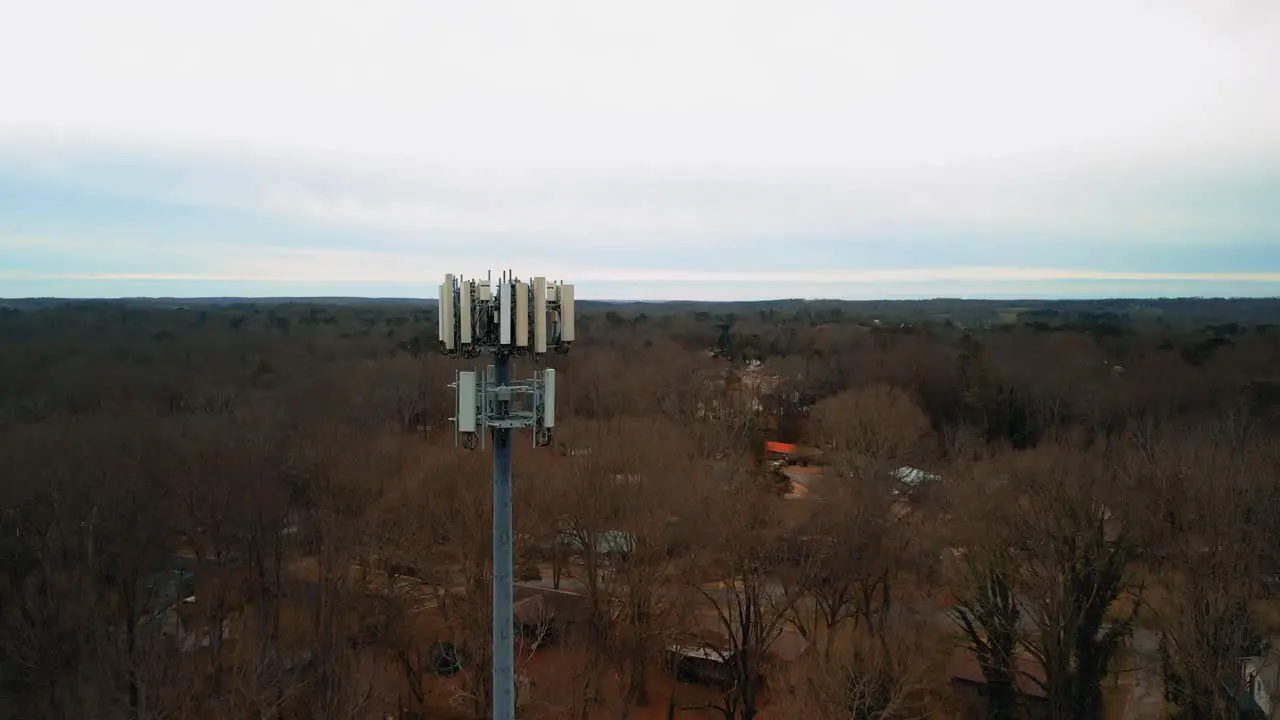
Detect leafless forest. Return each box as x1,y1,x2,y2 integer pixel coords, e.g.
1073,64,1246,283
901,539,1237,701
2,298,1279,720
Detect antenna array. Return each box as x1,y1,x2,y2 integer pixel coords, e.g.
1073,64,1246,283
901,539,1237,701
438,271,575,358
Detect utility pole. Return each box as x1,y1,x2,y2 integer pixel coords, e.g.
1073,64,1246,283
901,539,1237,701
439,271,575,720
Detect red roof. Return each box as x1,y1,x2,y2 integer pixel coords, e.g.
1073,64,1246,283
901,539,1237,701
765,441,823,458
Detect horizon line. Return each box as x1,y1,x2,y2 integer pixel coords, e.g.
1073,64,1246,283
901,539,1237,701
5,294,1280,304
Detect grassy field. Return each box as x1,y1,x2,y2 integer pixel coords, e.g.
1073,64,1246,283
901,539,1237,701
997,307,1032,325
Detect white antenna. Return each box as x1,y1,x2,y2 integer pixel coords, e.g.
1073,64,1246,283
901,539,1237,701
514,279,529,347
532,276,547,354
455,371,478,434
542,368,555,429
498,279,512,345
459,278,473,346
440,274,456,351
559,283,576,342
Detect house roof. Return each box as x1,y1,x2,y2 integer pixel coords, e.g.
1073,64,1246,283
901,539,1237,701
765,441,795,455
556,529,636,555
686,609,810,664
765,441,823,459
893,466,943,488
513,594,550,627
513,585,593,628
947,648,1047,699
666,645,727,662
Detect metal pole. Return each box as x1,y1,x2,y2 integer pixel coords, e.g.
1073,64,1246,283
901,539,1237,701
491,353,515,720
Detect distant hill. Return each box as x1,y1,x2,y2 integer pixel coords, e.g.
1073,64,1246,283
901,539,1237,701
0,297,435,310
0,296,680,311
2,295,1278,326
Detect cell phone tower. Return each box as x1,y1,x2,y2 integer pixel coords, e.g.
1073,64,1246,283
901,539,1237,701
438,271,574,720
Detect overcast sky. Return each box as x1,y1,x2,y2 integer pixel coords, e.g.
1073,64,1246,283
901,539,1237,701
2,0,1278,300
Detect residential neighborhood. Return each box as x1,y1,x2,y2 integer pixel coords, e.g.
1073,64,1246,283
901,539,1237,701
5,297,1280,718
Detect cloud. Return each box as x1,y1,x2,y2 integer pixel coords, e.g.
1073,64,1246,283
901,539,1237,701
8,258,1278,288
2,1,1279,299
5,221,1279,300
253,183,733,243
2,0,1278,172
2,147,1278,303
6,149,1278,253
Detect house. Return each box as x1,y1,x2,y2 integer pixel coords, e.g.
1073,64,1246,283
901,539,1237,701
141,564,197,617
138,570,236,655
666,614,810,691
1239,656,1275,719
146,606,235,653
892,466,942,498
512,585,595,644
663,617,803,691
947,647,1047,718
512,593,560,642
556,529,636,561
765,441,824,465
686,596,811,663
665,637,738,689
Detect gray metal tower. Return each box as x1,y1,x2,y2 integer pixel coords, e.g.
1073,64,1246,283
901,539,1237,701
438,271,575,720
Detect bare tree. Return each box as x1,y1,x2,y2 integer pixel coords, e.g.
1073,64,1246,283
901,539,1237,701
948,445,1145,720
951,545,1024,720
1140,420,1278,720
1010,445,1144,720
216,631,308,720
361,461,440,718
170,413,271,702
780,607,934,720
688,475,803,720
287,419,395,720
809,383,931,463
0,411,183,719
531,418,657,708
785,469,907,661
597,418,697,715
421,447,496,719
